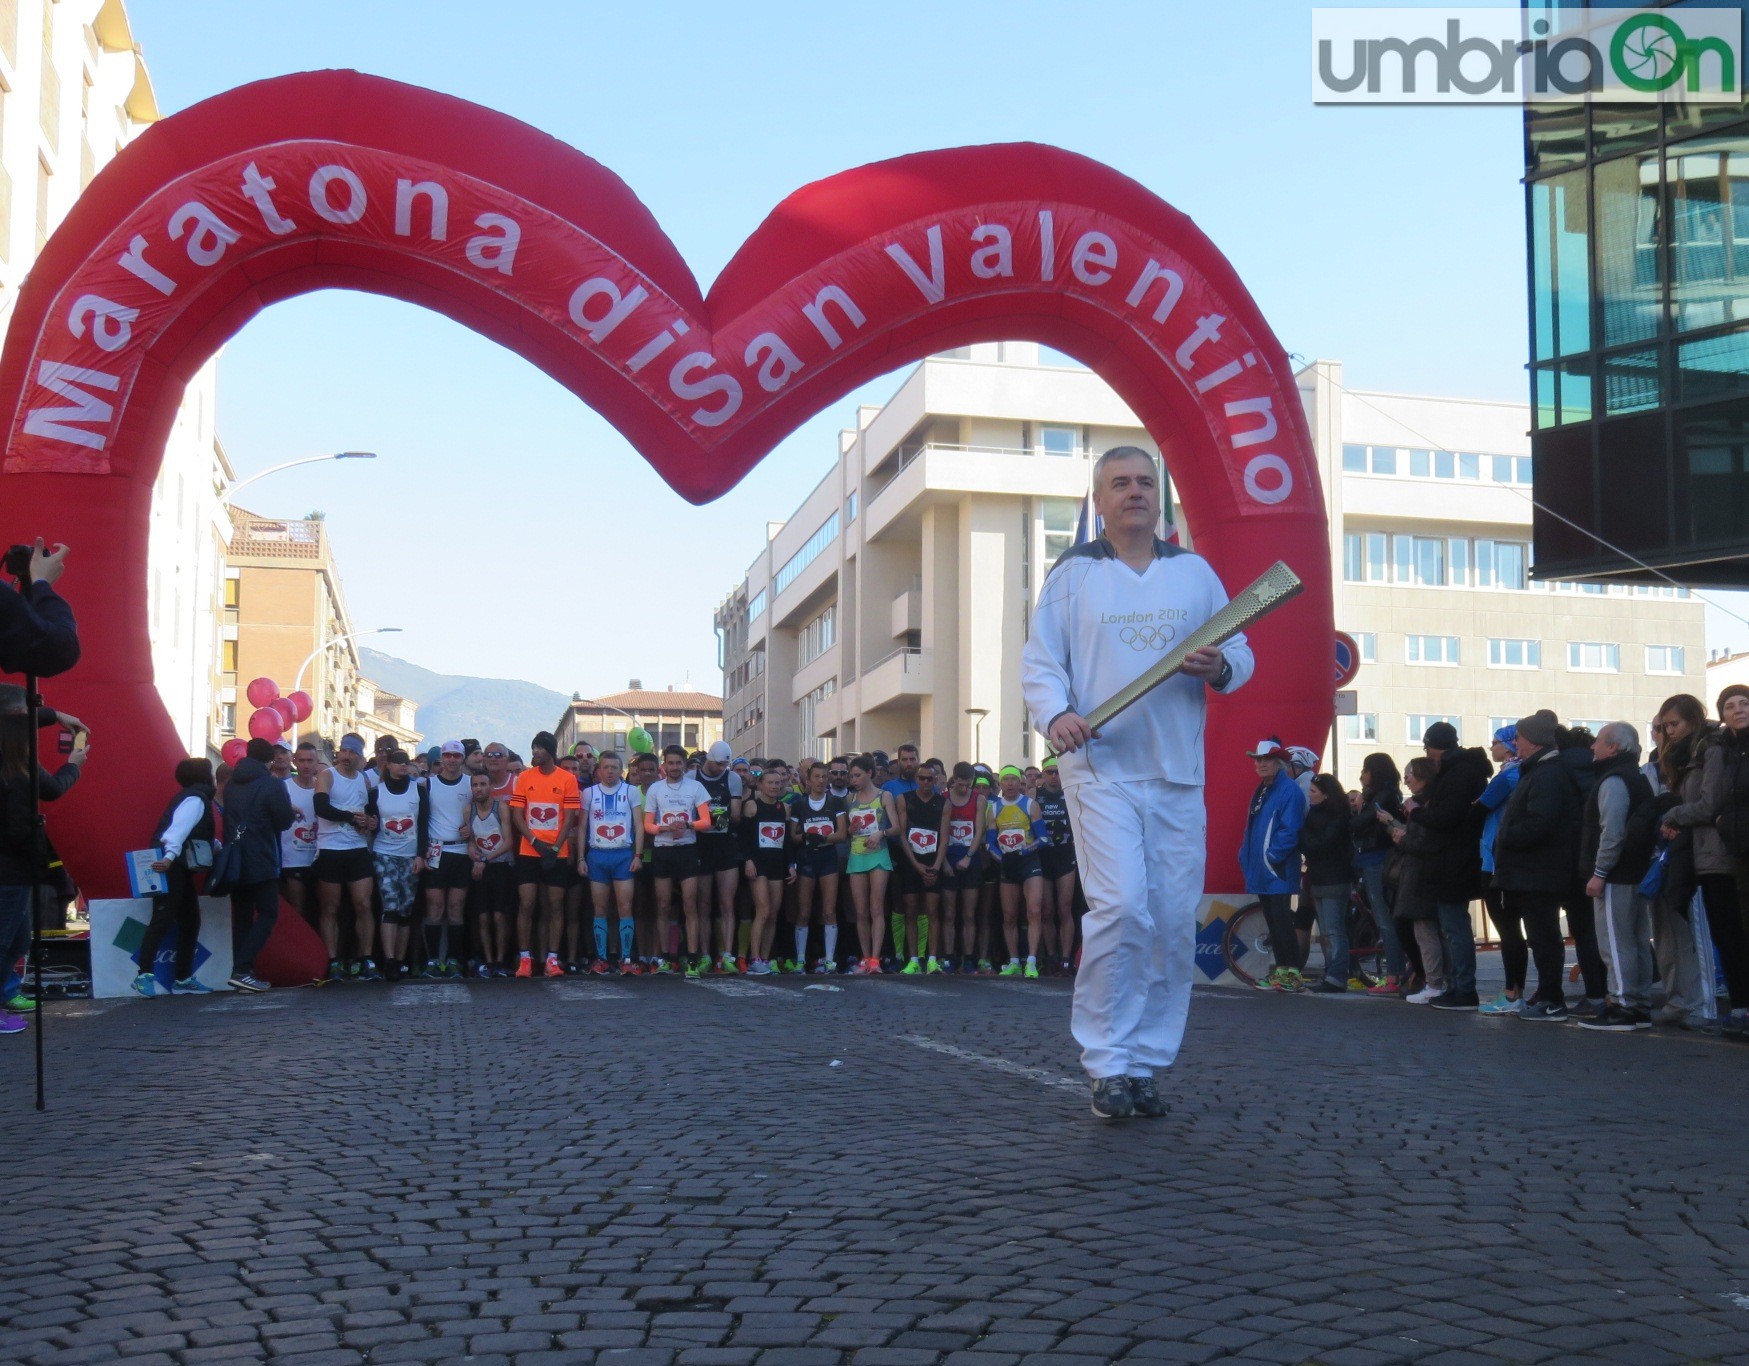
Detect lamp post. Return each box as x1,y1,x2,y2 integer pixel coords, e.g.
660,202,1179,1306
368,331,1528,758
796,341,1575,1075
219,450,377,507
289,626,402,745
573,697,640,755
965,707,990,766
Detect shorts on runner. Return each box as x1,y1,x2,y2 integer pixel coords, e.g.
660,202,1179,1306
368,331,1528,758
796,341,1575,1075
794,846,838,881
314,847,373,885
515,853,569,888
942,852,980,892
586,848,636,884
651,845,702,882
697,838,742,876
847,847,893,876
747,849,791,882
1040,845,1077,881
424,851,473,891
374,853,420,920
998,850,1044,886
896,858,942,897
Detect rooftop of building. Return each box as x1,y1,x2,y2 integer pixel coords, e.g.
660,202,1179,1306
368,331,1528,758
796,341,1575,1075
571,688,723,714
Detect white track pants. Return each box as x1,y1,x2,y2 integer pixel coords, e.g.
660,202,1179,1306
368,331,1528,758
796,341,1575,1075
1063,778,1203,1080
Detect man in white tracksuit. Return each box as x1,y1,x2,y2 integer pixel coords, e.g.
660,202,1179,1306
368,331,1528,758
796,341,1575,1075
1021,446,1254,1120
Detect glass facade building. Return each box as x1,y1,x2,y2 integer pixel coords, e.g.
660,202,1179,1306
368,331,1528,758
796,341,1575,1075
1526,0,1749,583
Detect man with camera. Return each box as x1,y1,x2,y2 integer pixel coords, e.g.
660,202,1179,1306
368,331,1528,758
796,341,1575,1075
1,540,79,679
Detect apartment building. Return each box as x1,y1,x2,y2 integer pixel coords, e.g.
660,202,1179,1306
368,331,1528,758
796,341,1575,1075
715,345,1707,783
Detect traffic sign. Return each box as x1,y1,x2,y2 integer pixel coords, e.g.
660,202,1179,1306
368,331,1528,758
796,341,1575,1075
1334,631,1362,689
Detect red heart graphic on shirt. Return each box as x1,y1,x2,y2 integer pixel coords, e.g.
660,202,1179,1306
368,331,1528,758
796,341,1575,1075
292,823,317,845
529,805,559,824
759,822,785,844
478,833,501,852
385,817,413,835
596,822,626,841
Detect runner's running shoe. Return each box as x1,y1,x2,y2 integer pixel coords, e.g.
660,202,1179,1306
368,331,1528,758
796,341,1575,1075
357,960,383,982
684,958,702,979
1364,976,1400,997
131,972,156,998
901,958,922,976
476,962,490,979
590,959,610,975
174,977,214,994
544,954,564,978
619,959,641,977
925,957,943,975
514,956,533,979
4,993,35,1012
1023,961,1039,980
998,962,1023,978
977,959,995,976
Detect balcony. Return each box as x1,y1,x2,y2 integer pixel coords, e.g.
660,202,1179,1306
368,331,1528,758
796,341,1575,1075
890,578,921,639
860,647,932,712
865,443,1090,540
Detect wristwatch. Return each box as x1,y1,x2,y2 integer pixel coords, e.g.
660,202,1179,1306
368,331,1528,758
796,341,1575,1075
1211,655,1233,690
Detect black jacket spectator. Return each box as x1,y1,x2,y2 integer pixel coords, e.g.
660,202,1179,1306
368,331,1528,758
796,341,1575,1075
220,757,295,885
1494,745,1583,893
1409,746,1491,903
1717,723,1749,858
1299,799,1353,890
0,577,79,677
1350,781,1404,861
0,756,80,884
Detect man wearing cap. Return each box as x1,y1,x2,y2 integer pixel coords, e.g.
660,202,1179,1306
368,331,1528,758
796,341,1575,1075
1410,720,1493,1012
1021,444,1254,1121
1239,738,1308,990
695,740,746,972
422,740,475,976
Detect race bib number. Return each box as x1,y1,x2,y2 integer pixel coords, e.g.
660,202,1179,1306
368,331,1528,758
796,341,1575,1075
758,822,786,849
594,820,629,847
528,803,560,833
476,832,502,855
803,816,834,840
949,819,974,845
849,809,877,835
908,828,938,855
997,829,1026,853
427,841,442,864
291,822,318,852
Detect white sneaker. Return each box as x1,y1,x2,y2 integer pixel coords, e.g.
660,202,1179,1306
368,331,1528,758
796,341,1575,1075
1406,984,1443,1004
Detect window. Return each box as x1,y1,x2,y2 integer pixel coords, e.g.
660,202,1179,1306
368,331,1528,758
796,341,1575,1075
684,724,699,749
797,679,836,760
1393,534,1447,586
1370,446,1398,475
1406,634,1460,665
220,639,238,674
1338,713,1378,742
1042,498,1078,570
746,589,767,625
1342,444,1367,472
845,489,858,525
773,511,840,595
1407,714,1461,744
1036,425,1078,457
1342,532,1388,583
798,603,837,665
1488,638,1541,668
1354,632,1377,663
1568,642,1621,672
223,577,239,609
219,702,236,735
1475,539,1529,590
1447,537,1470,587
1646,644,1686,675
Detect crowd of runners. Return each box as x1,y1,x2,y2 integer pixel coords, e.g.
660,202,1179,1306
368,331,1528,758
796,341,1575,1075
133,732,1087,993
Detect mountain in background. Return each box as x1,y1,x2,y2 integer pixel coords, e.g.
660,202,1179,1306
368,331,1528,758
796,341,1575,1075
359,648,570,751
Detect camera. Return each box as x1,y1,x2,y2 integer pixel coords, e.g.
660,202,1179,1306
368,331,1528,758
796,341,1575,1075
4,544,33,582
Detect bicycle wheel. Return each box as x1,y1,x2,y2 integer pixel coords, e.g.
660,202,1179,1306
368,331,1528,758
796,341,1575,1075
1222,901,1273,987
1347,898,1384,986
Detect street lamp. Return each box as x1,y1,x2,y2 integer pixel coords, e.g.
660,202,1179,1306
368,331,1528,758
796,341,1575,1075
220,451,378,507
289,626,402,744
965,707,990,766
573,696,640,754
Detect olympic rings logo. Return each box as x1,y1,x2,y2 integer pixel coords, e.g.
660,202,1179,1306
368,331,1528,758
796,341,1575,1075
1118,624,1175,650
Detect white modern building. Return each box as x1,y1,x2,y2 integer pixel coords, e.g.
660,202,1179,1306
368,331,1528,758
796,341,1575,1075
0,0,229,755
715,345,1707,784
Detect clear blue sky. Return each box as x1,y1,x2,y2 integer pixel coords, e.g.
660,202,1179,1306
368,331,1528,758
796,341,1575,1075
124,0,1746,696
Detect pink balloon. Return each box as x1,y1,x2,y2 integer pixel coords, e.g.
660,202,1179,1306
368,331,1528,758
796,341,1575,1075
245,676,280,708
221,738,248,767
285,690,313,723
269,697,297,725
247,707,284,742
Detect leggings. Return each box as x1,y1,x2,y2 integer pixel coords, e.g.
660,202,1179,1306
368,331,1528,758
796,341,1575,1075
1484,884,1527,994
1259,892,1303,970
1698,872,1749,1009
137,863,201,981
1504,888,1566,1006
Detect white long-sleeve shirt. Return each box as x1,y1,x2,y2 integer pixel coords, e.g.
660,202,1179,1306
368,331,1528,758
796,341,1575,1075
1021,539,1253,789
159,795,205,860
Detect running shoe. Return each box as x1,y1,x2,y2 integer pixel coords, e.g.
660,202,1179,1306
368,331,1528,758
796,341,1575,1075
130,971,156,999
1364,976,1400,997
227,973,268,993
925,957,943,975
1346,978,1370,992
750,959,775,976
849,958,870,976
1406,984,1442,1004
476,962,490,979
1568,997,1608,1021
619,959,641,977
1518,999,1569,1023
866,957,883,975
684,958,702,979
1722,1010,1749,1038
4,992,35,1013
544,955,564,978
724,955,742,975
1023,961,1039,980
810,960,834,975
1280,968,1307,992
901,957,922,976
1059,960,1074,977
940,958,958,975
1090,1076,1133,1121
445,959,461,979
0,1010,25,1035
977,959,995,976
998,962,1023,978
348,960,362,979
514,956,533,979
1127,1076,1167,1118
491,964,509,978
654,958,675,976
1477,992,1521,1016
174,977,214,994
735,955,749,974
357,960,383,983
589,959,610,976
1254,969,1281,991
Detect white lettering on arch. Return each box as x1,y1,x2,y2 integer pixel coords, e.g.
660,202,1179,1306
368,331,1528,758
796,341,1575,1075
1243,453,1293,506
22,361,120,451
308,165,367,225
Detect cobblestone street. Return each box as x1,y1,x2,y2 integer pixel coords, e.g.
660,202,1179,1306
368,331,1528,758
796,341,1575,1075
3,975,1747,1364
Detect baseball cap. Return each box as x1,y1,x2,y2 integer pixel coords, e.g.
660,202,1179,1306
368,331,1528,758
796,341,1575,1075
707,739,733,763
272,736,292,751
1245,738,1286,759
441,739,464,756
339,733,366,755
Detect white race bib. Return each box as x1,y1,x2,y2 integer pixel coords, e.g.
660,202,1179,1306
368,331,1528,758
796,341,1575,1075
997,829,1025,853
908,828,939,855
758,821,786,849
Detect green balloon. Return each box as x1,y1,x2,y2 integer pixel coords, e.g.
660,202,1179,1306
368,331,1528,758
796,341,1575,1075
628,726,654,755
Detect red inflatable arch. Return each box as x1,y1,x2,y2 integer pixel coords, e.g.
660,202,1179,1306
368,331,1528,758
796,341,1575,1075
0,70,1331,902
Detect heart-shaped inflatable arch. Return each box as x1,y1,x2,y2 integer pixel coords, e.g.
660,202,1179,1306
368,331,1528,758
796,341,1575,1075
0,70,1330,897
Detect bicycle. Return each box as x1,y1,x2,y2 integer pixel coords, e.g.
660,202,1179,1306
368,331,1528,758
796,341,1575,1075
1222,877,1385,988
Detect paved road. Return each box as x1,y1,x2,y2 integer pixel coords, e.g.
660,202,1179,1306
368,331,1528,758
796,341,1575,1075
3,975,1748,1365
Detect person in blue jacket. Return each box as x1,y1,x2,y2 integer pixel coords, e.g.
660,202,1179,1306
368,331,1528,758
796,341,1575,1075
1476,724,1526,1015
1239,738,1308,991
